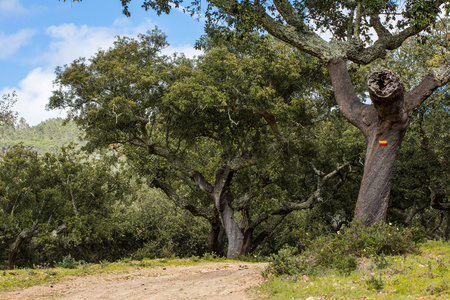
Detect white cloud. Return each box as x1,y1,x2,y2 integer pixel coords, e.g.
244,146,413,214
42,18,161,67
4,18,200,126
0,0,27,14
164,44,202,58
44,24,117,66
0,29,36,59
1,68,66,126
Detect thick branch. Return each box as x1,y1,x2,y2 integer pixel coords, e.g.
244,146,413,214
369,14,392,40
327,58,374,137
272,0,304,30
430,188,450,211
405,58,450,113
353,3,363,40
150,178,215,219
254,0,333,60
347,24,427,64
189,170,214,195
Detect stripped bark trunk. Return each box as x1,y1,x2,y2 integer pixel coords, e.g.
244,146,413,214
354,69,409,225
190,166,244,258
213,167,244,258
328,58,448,226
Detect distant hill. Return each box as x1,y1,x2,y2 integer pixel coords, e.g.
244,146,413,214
0,118,82,154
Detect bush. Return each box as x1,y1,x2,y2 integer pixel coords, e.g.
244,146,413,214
332,256,358,276
56,255,79,269
263,246,318,278
264,220,422,278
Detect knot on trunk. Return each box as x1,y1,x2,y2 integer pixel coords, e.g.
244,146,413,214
367,70,406,121
367,70,404,103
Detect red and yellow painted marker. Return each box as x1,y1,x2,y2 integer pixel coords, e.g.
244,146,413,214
379,140,388,147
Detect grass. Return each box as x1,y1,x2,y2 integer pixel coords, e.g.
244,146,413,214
258,240,450,299
0,256,226,293
2,240,449,299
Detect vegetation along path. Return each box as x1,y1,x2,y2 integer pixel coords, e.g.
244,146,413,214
0,262,267,300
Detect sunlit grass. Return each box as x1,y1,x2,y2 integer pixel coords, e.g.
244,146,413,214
258,240,450,299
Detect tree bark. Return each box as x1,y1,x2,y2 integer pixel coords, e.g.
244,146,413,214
328,58,449,227
190,166,244,258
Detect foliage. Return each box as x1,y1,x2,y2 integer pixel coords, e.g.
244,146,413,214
365,273,384,290
0,144,131,268
263,246,313,278
263,220,423,278
260,240,450,299
56,254,79,269
49,27,357,257
0,92,18,126
111,185,210,260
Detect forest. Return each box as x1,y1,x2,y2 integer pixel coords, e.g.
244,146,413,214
0,0,449,288
0,28,448,271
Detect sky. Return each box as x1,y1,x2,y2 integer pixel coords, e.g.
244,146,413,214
0,0,205,126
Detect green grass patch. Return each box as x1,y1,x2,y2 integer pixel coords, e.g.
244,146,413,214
259,240,450,299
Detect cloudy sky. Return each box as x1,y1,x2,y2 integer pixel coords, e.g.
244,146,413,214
0,0,205,126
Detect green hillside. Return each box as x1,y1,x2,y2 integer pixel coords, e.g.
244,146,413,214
0,118,82,154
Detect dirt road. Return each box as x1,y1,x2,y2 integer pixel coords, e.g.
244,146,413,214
1,262,267,300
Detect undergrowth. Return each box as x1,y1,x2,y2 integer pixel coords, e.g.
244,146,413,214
263,220,424,279
258,222,450,299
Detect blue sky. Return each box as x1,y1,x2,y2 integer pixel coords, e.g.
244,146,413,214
0,0,205,125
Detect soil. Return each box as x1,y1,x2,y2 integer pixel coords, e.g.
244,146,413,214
0,262,268,300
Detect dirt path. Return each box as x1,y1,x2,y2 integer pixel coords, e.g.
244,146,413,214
1,262,268,300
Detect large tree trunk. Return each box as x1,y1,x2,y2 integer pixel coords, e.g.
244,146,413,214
213,167,244,258
354,69,409,225
328,58,446,227
190,166,244,258
355,123,407,225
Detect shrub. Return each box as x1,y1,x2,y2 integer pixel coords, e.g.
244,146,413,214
56,255,78,269
366,274,384,290
263,246,318,278
264,220,422,278
332,256,358,276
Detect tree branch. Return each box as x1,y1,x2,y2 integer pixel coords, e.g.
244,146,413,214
272,0,304,30
189,170,214,195
327,58,375,138
149,178,215,219
253,0,332,60
252,162,349,227
369,14,392,40
405,57,450,113
430,187,450,211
